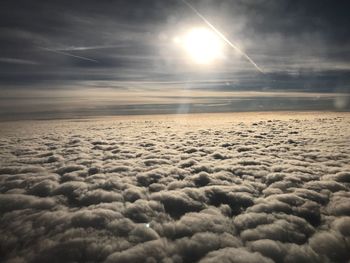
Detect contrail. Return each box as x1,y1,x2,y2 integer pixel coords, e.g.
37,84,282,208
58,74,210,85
40,47,99,63
181,0,264,74
54,44,125,51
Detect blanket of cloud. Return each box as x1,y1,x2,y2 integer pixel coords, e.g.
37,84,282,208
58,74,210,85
0,112,350,263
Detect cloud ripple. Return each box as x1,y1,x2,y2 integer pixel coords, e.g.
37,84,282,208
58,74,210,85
0,113,349,262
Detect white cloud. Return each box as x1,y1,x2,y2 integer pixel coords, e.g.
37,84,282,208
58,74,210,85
0,113,350,262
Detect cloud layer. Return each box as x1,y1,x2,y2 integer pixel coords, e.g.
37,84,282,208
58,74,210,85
0,112,350,262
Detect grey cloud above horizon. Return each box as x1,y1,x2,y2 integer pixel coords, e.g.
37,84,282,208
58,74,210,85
0,88,349,121
1,0,350,88
0,0,350,118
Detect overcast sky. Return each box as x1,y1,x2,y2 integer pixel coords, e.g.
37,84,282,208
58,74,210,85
0,0,350,119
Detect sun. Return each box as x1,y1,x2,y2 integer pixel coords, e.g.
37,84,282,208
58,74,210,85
180,27,224,65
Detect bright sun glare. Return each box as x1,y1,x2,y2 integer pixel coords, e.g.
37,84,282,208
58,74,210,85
179,27,224,65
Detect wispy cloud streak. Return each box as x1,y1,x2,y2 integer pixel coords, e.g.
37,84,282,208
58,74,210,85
53,45,126,51
39,47,99,63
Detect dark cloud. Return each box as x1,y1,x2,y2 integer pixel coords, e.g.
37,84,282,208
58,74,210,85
309,231,349,262
0,0,350,119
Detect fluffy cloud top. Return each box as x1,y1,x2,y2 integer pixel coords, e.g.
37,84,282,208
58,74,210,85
0,113,350,262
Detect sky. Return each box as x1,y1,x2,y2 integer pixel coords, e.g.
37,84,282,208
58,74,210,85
1,0,350,119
